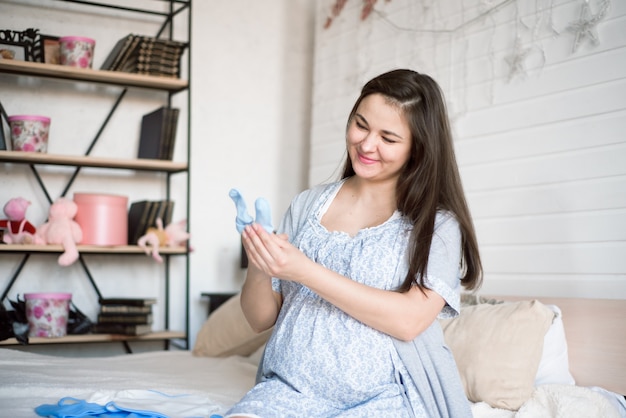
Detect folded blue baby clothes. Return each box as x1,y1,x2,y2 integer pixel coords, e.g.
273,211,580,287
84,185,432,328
35,390,222,418
35,397,124,417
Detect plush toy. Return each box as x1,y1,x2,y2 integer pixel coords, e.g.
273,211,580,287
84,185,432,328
137,218,191,263
0,197,37,244
35,197,83,266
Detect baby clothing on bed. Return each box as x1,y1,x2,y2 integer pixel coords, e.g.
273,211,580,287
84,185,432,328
226,181,471,418
35,390,222,418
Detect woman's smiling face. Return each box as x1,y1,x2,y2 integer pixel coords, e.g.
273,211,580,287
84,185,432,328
346,93,412,184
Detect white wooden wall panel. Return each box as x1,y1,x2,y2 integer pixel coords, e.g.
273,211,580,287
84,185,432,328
456,110,626,165
482,243,626,274
462,143,626,190
475,274,624,298
477,210,626,244
310,0,626,299
468,176,626,217
457,80,626,137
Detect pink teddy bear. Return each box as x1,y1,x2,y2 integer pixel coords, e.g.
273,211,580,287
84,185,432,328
0,197,37,244
36,197,83,266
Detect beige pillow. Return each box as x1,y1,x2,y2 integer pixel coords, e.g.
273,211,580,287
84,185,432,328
192,293,272,358
439,300,555,410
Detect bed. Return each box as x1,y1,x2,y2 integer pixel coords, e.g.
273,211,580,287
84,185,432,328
1,294,625,417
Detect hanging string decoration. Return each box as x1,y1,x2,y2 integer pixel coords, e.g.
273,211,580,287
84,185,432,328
324,0,393,29
505,36,533,82
566,0,611,53
319,0,613,115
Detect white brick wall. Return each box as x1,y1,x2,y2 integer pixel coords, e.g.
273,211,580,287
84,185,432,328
310,0,626,299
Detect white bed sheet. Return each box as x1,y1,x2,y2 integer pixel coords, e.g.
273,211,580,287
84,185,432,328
0,349,257,417
2,348,623,418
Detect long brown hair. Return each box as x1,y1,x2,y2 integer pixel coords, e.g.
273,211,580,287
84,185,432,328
341,69,482,292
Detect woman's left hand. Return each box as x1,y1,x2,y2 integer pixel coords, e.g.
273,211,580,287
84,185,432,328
242,223,312,283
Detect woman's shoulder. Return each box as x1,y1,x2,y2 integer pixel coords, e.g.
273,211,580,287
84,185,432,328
433,210,461,239
434,209,458,226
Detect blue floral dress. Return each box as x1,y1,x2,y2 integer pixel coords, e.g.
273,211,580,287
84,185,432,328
226,181,466,418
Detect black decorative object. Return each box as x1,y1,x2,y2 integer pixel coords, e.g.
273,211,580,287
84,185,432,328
0,116,6,151
0,28,41,62
0,101,8,151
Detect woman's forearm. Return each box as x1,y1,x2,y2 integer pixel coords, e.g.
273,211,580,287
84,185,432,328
296,260,444,341
240,266,282,333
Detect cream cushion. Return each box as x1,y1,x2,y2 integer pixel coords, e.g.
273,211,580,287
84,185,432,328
439,300,555,410
192,293,272,358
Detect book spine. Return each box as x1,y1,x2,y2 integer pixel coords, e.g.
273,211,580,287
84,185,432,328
164,108,180,160
100,305,152,314
127,200,151,245
158,108,175,160
111,35,141,71
92,323,152,336
98,313,153,324
162,200,175,226
144,201,160,231
138,106,167,160
100,34,134,71
99,298,157,306
153,200,167,227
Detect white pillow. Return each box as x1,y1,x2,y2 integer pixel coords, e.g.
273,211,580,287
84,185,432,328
534,304,576,386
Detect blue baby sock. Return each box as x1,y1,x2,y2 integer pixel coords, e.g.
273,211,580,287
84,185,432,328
229,188,273,233
229,188,254,233
254,197,273,233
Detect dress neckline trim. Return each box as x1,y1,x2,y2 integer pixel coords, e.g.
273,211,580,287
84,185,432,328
315,180,402,238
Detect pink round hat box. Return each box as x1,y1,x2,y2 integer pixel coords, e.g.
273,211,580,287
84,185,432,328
25,292,72,338
74,193,128,245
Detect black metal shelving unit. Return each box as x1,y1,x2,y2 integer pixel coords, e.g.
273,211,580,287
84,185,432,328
0,0,192,352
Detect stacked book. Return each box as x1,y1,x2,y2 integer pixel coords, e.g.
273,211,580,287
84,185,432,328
137,106,180,160
93,297,156,336
100,34,187,78
127,199,174,245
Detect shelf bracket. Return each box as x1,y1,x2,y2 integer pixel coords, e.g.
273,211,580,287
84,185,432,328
29,165,54,204
59,88,128,197
0,254,30,301
77,256,103,301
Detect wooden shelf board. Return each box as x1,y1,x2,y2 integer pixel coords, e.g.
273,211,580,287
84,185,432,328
0,151,187,173
0,330,186,346
0,60,188,92
0,244,187,255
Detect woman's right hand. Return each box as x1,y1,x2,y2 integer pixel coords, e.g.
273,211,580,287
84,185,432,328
242,223,313,284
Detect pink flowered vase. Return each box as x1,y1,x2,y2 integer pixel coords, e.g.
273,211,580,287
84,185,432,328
7,115,50,152
24,293,72,338
59,36,95,69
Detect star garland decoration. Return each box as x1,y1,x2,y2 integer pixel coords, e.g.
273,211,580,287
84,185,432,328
320,0,613,98
566,0,611,53
504,36,532,82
